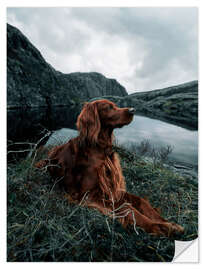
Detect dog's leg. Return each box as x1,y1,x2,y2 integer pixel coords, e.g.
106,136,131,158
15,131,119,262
86,199,168,236
123,192,167,222
86,193,184,237
121,192,184,236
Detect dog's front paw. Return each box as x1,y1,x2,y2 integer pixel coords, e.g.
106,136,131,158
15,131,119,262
151,222,184,237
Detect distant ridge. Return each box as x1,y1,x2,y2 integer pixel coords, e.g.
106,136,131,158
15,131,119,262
90,80,198,130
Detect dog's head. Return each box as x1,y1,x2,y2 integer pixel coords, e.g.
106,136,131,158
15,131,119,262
76,99,135,144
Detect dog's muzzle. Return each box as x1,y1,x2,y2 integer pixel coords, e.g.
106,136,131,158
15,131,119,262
128,108,136,115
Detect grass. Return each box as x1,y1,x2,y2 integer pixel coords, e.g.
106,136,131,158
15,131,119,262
7,141,198,262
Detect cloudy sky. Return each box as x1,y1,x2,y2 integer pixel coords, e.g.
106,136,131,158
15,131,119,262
7,7,198,93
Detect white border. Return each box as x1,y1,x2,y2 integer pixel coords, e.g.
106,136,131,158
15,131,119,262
3,0,201,8
1,0,202,268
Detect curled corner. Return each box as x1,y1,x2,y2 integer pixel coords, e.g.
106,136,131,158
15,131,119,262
173,239,198,262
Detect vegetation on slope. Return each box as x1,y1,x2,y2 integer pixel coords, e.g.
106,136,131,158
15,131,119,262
7,141,198,262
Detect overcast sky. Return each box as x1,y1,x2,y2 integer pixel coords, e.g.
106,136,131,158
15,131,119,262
7,7,198,93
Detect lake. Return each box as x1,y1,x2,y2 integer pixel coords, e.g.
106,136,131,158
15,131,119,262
47,115,198,166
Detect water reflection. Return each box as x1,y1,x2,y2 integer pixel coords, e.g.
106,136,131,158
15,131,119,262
114,115,198,165
47,115,198,165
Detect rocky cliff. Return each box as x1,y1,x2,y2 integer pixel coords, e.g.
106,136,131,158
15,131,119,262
129,80,198,129
7,24,127,142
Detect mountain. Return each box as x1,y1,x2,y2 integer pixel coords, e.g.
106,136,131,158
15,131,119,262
7,23,127,142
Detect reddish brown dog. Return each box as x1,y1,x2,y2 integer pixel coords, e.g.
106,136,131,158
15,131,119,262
36,99,184,237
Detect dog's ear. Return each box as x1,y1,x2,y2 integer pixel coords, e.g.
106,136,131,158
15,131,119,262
76,102,101,144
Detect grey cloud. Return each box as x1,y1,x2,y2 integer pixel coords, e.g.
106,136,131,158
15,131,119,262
70,7,198,86
8,8,92,54
74,9,197,71
7,7,198,92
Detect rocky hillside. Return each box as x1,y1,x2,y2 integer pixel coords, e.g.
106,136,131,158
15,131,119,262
91,80,198,130
129,80,198,129
7,23,198,145
7,24,127,142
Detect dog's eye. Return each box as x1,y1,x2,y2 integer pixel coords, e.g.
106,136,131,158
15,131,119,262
100,104,114,112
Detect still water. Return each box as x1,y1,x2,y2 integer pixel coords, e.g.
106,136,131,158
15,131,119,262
47,115,198,165
114,115,198,165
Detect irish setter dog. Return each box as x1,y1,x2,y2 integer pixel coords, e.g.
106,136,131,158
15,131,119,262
36,99,184,237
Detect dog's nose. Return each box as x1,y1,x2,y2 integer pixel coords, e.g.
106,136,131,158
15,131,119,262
128,108,136,115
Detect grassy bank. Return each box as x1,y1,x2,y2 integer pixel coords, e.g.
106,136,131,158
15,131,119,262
7,143,198,262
